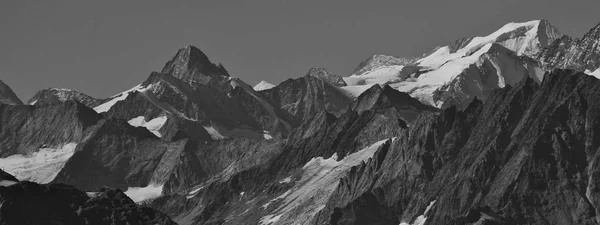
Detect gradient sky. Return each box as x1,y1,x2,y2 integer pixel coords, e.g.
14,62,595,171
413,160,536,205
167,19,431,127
1,0,599,101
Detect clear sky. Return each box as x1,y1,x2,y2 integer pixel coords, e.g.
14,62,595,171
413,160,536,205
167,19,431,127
1,0,599,101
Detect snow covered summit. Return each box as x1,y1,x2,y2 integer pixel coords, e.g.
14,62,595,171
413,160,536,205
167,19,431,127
253,80,276,91
417,20,562,70
341,20,558,108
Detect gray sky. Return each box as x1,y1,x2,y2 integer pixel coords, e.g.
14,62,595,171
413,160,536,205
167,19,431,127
1,0,599,101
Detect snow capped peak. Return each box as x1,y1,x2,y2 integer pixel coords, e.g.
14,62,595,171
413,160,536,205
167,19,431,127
418,20,561,70
253,80,276,91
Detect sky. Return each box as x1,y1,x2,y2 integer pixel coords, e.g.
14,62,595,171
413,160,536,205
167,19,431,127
1,0,599,101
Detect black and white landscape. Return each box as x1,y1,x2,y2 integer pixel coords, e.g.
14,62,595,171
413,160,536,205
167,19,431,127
2,19,600,225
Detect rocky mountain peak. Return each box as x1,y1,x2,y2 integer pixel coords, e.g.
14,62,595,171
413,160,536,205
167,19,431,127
0,80,23,105
306,67,347,87
535,19,563,48
161,45,229,83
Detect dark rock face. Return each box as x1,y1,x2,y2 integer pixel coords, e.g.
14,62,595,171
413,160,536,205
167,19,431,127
0,101,100,156
0,170,175,225
352,84,438,123
28,88,102,108
0,80,22,105
537,22,600,71
315,70,600,225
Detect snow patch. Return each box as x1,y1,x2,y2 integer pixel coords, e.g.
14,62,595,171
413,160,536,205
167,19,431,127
186,185,204,199
263,131,273,140
262,190,291,209
0,143,77,183
585,68,600,79
279,176,292,184
254,80,276,91
93,84,150,113
0,180,17,187
203,126,226,140
127,116,167,137
260,214,283,225
124,184,163,203
399,200,437,225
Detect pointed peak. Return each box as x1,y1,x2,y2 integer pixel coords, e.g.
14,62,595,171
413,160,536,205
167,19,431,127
161,45,230,83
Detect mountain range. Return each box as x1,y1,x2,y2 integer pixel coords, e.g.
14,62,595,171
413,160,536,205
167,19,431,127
1,19,600,225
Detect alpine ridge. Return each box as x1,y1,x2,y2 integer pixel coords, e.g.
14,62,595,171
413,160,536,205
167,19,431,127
1,18,600,225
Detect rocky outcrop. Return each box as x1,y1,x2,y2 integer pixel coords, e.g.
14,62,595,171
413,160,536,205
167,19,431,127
28,88,102,107
0,80,22,105
0,170,176,225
